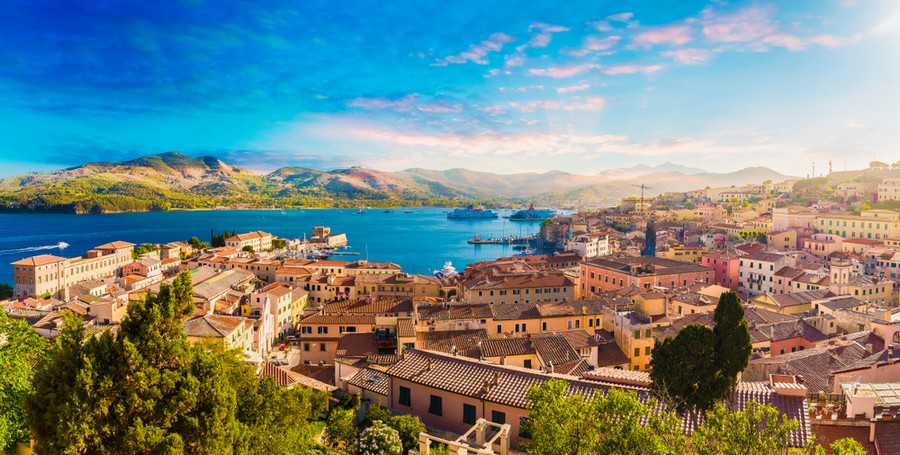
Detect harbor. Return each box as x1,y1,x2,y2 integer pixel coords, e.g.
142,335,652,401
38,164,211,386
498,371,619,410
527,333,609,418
467,233,537,244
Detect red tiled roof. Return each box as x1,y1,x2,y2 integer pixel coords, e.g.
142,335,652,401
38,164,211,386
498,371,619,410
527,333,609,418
11,254,67,266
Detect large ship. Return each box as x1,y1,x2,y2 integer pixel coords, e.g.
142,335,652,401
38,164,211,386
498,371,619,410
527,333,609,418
509,203,556,221
447,205,498,220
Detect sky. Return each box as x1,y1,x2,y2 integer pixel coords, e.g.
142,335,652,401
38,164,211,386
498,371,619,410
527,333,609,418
0,0,898,177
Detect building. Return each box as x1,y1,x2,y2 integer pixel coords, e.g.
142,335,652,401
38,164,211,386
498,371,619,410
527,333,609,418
579,256,713,298
184,313,254,354
767,230,798,252
11,241,135,299
772,207,818,231
250,282,304,339
565,234,609,259
701,248,745,289
877,178,900,202
655,245,707,264
461,272,575,305
738,252,793,297
297,314,376,365
225,231,273,252
815,210,900,240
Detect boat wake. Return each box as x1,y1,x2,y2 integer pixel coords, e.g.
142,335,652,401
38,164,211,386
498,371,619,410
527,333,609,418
0,242,69,255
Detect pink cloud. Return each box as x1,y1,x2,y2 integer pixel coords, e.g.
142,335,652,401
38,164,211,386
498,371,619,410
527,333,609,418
661,48,712,65
564,35,621,57
505,55,525,67
436,32,515,65
603,64,664,75
763,33,862,51
556,83,590,94
528,63,600,78
702,6,774,43
588,20,612,32
349,95,462,113
518,22,570,51
483,96,606,114
634,25,692,46
608,12,634,23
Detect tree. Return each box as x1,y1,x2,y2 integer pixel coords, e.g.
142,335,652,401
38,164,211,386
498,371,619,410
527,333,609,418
386,414,425,455
242,245,255,254
829,437,867,455
362,401,392,428
0,310,48,451
714,291,752,395
25,271,328,454
650,324,725,423
132,243,158,260
0,283,12,300
354,420,402,455
523,379,685,455
325,407,358,451
272,239,287,250
692,401,800,455
187,236,209,250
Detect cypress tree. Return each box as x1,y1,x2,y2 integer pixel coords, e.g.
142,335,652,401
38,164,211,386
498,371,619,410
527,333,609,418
713,291,752,393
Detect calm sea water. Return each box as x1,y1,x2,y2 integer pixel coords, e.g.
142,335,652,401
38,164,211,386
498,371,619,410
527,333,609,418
0,208,543,286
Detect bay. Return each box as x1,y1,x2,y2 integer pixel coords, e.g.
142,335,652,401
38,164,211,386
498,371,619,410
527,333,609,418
0,208,543,287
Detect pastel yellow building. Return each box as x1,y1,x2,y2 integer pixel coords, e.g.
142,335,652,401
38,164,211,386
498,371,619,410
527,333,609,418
815,209,900,240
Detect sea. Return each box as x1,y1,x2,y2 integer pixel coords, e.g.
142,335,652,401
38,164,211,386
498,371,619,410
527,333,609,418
0,208,544,287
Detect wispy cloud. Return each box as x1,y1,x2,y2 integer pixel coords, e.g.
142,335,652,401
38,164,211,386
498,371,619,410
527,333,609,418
556,82,590,94
634,25,693,46
661,48,712,65
762,33,863,51
603,64,664,75
608,13,634,23
528,63,600,78
484,96,606,113
702,6,774,43
348,95,462,113
521,22,570,50
565,35,621,57
435,32,515,65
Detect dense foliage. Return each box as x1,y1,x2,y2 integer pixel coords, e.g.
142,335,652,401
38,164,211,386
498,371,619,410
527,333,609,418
713,291,752,394
24,271,329,454
0,310,48,450
0,283,12,300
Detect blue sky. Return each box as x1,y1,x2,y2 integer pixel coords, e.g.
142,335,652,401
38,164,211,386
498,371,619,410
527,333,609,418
0,0,897,177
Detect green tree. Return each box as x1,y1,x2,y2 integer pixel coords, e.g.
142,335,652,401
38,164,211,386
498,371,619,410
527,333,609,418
386,414,426,455
242,245,255,254
132,243,159,259
714,291,752,395
325,407,358,451
0,283,12,300
26,271,327,454
354,420,402,455
523,379,684,455
650,324,725,423
692,401,800,455
272,239,287,250
0,310,48,450
362,401,392,428
829,437,867,455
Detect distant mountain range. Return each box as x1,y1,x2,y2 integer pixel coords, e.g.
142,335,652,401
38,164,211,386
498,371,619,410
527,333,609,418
0,152,797,213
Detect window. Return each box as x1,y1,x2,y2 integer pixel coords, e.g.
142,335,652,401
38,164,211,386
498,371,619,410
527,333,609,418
491,410,506,425
320,343,326,352
428,395,443,416
524,359,532,369
497,325,502,334
317,326,328,334
634,348,641,357
634,330,641,339
399,386,411,406
463,404,477,425
542,322,547,331
645,346,651,355
303,343,310,352
645,329,651,338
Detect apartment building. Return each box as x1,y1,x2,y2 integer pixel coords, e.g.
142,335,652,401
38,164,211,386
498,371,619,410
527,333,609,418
225,230,273,252
250,282,305,339
815,210,900,240
461,272,575,305
877,178,900,202
579,256,713,298
738,252,794,296
11,241,134,299
701,248,745,289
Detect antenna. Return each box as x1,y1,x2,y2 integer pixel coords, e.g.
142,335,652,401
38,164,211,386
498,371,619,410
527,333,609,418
631,183,652,214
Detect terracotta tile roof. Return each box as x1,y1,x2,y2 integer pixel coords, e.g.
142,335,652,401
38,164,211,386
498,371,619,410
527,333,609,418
227,231,272,242
416,304,493,321
747,340,875,393
275,267,316,276
596,340,630,367
259,361,336,391
300,314,375,325
583,255,712,276
743,252,786,263
397,318,415,338
415,329,488,353
875,420,900,455
761,290,834,309
184,314,246,338
532,335,582,367
95,241,135,250
324,298,413,315
11,254,67,266
583,367,652,387
535,329,595,349
810,422,876,455
463,272,574,291
290,364,336,386
490,302,541,320
476,338,535,358
347,368,390,396
335,332,377,357
386,349,644,409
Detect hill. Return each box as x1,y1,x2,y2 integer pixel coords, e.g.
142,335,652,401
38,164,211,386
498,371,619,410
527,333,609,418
0,152,799,213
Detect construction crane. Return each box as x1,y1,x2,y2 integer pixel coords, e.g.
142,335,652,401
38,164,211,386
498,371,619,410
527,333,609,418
632,183,652,214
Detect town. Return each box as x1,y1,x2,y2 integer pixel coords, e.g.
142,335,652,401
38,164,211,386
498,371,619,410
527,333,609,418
4,167,900,454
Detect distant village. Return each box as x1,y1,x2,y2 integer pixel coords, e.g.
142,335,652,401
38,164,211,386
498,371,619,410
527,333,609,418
4,172,900,453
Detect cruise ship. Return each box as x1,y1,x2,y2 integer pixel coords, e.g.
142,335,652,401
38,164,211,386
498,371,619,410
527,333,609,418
509,203,556,221
447,205,498,220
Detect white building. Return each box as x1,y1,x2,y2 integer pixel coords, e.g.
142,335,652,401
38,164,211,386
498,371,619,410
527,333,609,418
738,252,794,297
225,231,273,252
565,234,609,259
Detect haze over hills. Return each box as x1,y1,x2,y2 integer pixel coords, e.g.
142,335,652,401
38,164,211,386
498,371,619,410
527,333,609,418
0,152,798,213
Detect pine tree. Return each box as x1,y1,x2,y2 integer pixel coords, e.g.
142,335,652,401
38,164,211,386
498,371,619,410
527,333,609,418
713,291,752,394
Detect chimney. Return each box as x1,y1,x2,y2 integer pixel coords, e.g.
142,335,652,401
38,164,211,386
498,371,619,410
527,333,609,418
549,361,555,374
870,418,876,443
500,355,506,365
865,343,873,355
492,372,499,385
451,345,457,356
483,379,491,392
770,326,775,340
426,359,432,372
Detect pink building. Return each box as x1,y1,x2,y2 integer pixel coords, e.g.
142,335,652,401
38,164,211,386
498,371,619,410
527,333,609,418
701,248,744,290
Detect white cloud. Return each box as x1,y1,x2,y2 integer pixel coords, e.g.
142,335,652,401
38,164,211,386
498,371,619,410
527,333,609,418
435,32,515,65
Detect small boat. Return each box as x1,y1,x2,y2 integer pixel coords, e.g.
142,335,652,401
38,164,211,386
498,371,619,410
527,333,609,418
404,209,414,213
383,209,394,213
57,242,69,249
